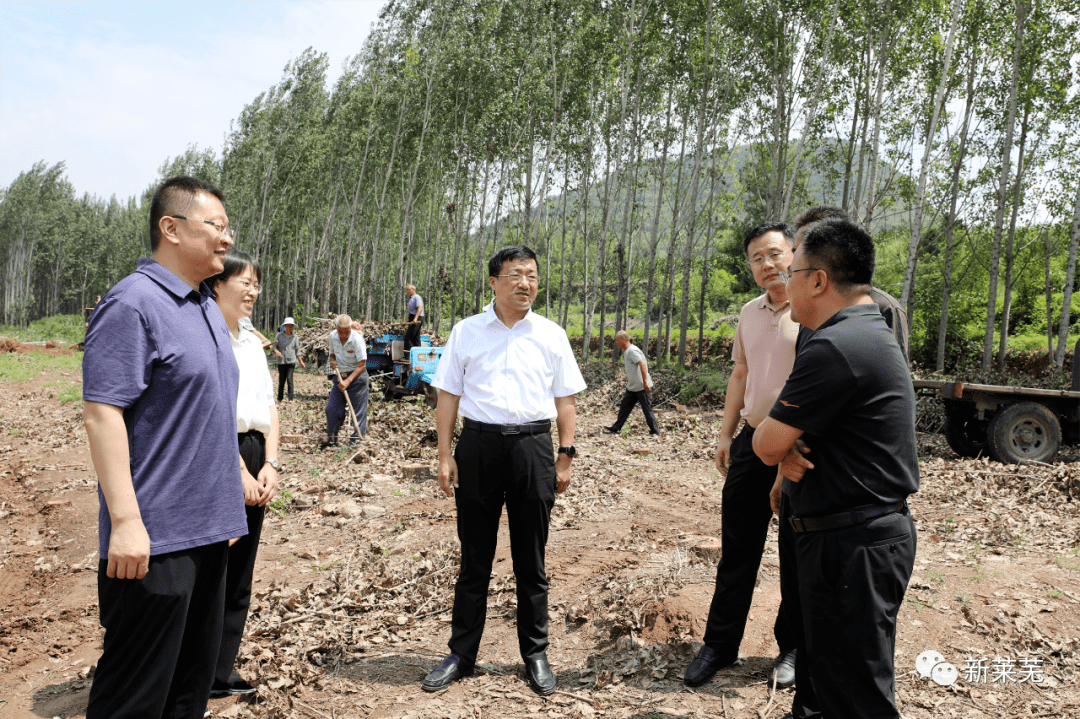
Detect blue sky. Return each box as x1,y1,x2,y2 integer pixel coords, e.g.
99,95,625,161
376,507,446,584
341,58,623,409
0,0,382,201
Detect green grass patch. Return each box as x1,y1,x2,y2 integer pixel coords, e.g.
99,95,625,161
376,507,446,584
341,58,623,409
0,350,82,382
0,314,86,344
58,385,82,405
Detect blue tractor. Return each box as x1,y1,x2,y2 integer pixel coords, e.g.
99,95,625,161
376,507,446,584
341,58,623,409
367,333,442,408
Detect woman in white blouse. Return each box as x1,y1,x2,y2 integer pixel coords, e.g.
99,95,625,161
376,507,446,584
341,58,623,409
208,249,279,697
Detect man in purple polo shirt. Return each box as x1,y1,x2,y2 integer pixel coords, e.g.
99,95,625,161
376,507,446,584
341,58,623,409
83,176,248,719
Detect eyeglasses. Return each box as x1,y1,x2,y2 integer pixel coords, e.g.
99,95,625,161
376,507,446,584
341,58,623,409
749,251,786,267
779,267,818,284
170,215,235,239
494,273,540,284
231,278,261,293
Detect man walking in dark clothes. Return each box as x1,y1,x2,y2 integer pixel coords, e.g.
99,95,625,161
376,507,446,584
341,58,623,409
404,283,425,352
82,176,247,719
422,245,586,697
604,330,660,435
684,223,798,689
755,218,919,719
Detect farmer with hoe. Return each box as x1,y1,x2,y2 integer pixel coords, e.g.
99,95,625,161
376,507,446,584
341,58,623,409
323,313,368,447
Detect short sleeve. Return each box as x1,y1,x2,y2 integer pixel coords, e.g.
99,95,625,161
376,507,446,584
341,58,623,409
768,337,856,436
550,327,587,397
731,321,746,364
262,360,275,406
431,324,465,395
83,298,156,408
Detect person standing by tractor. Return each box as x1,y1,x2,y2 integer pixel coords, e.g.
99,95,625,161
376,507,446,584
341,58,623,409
404,284,425,353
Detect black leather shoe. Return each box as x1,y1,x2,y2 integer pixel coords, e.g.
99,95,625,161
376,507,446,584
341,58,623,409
771,648,796,689
602,426,619,434
684,646,735,687
524,656,557,695
422,654,473,692
209,672,256,697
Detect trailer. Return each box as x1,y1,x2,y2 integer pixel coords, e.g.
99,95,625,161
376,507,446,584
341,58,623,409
913,342,1080,464
366,334,441,408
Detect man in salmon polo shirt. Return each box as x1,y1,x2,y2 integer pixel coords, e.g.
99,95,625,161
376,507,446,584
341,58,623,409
684,222,798,689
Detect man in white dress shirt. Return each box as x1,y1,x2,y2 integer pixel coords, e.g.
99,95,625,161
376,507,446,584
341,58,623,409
422,245,586,696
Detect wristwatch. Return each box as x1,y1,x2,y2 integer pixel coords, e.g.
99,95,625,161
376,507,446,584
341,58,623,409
264,458,280,470
558,446,576,459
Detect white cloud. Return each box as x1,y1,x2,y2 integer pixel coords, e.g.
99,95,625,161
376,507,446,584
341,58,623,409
0,0,383,201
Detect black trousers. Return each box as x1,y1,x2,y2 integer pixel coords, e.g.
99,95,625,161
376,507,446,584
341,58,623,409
403,314,423,352
277,363,295,401
449,426,556,665
87,541,229,719
702,425,794,658
213,430,267,686
781,494,916,719
609,390,660,434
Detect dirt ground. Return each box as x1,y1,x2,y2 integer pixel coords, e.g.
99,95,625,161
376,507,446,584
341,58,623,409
2,346,1080,719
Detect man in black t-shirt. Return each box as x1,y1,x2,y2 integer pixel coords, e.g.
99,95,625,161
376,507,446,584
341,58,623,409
792,206,909,362
752,218,918,719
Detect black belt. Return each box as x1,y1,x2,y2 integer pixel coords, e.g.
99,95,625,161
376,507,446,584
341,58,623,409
462,418,551,435
789,501,906,533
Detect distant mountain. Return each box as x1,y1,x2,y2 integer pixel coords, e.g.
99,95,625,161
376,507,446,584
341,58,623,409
482,142,912,252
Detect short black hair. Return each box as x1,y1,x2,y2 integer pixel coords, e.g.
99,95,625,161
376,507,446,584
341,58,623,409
742,222,794,255
149,176,226,252
207,248,262,295
488,245,538,277
792,205,849,230
799,218,874,293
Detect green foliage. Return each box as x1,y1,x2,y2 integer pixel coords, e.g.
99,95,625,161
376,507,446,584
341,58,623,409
0,314,85,344
677,370,730,404
2,0,1078,379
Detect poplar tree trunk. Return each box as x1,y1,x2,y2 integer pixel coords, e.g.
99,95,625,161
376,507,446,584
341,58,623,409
1055,179,1080,369
901,0,961,308
982,0,1028,372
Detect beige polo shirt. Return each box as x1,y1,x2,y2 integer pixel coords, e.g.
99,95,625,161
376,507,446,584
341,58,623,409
731,293,799,428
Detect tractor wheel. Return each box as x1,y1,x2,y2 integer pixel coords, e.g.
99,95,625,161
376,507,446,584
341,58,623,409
942,403,989,458
987,402,1061,465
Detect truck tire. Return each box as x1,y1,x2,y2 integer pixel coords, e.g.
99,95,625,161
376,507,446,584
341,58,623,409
943,405,989,458
987,401,1061,464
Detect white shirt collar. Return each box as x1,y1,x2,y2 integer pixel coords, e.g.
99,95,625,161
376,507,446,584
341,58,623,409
484,301,534,330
